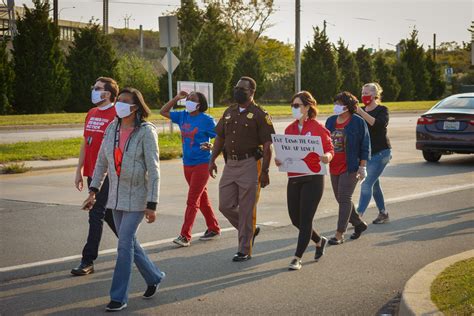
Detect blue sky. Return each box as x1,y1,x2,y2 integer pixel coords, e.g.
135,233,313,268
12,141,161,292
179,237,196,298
15,0,473,51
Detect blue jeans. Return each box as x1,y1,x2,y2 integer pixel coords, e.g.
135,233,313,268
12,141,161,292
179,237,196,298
110,210,164,304
357,149,392,215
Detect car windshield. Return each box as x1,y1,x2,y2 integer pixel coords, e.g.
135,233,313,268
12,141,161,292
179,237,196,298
436,96,474,110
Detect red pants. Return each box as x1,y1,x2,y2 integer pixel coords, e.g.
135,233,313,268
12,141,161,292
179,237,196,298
181,163,220,240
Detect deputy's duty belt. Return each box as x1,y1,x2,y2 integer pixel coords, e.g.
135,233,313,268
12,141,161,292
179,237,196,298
227,153,255,161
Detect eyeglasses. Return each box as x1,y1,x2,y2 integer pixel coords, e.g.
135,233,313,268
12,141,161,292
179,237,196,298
91,86,105,91
291,103,304,109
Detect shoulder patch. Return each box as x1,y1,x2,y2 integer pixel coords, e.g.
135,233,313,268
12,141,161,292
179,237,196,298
254,103,268,114
265,114,273,126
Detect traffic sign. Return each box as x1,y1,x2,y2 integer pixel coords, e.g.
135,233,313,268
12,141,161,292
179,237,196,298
160,50,180,74
159,16,178,48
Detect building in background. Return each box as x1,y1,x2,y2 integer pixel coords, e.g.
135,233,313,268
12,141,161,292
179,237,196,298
0,5,114,41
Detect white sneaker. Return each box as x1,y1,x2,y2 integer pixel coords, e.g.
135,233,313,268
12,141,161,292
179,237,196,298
173,235,190,247
288,258,302,270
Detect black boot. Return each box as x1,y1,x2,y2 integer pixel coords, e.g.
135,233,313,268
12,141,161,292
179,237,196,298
71,262,94,276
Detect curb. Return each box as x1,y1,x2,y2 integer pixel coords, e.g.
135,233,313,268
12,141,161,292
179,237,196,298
0,157,183,173
399,249,474,316
0,159,79,174
25,163,78,171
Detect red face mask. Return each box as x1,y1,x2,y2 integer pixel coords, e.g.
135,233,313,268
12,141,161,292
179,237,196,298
361,95,373,106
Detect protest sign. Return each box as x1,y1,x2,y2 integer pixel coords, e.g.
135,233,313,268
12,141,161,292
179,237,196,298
272,134,328,175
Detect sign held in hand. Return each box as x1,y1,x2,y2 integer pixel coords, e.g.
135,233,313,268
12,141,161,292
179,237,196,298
272,134,328,175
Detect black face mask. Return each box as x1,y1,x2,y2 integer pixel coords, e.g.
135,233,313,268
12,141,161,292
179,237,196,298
234,89,249,104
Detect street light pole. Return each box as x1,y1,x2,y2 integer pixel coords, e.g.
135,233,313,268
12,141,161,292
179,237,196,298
103,0,109,34
387,43,400,61
295,0,301,93
58,6,75,20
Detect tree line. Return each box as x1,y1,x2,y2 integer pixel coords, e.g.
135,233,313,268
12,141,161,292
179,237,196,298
0,0,468,114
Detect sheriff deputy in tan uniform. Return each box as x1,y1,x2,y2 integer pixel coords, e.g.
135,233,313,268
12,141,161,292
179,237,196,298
209,76,275,262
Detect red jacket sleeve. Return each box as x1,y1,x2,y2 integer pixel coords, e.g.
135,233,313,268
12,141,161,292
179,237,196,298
321,125,334,157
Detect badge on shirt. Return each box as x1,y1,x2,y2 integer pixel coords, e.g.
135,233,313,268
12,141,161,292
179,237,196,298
247,112,254,119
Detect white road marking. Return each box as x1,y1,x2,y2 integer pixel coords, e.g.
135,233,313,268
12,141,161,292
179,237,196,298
0,221,277,273
382,183,474,206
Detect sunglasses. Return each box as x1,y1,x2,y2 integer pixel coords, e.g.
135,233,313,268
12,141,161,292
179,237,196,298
291,103,304,109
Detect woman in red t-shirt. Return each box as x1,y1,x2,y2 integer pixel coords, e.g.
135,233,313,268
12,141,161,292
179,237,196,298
325,92,370,246
275,91,334,271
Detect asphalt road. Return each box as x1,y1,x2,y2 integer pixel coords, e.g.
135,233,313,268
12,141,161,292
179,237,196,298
0,189,472,315
0,113,473,314
1,115,473,267
0,122,175,144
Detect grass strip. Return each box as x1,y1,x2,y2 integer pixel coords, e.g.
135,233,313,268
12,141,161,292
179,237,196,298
431,257,474,315
0,133,183,163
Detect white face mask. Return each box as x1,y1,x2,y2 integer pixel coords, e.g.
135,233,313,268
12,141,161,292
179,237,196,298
292,107,303,120
115,102,134,118
91,90,104,104
333,104,347,115
185,100,199,112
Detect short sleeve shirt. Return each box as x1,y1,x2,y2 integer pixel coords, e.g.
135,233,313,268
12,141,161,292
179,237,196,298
170,110,217,166
362,105,391,154
215,103,275,156
83,105,116,177
329,117,351,175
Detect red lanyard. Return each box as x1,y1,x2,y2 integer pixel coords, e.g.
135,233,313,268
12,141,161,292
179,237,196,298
114,123,123,176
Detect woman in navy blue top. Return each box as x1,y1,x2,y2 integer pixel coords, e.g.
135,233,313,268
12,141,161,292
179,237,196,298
160,91,221,247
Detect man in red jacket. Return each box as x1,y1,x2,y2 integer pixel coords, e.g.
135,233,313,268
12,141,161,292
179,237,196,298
71,77,119,276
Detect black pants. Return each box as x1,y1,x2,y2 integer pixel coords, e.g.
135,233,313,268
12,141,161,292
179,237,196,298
287,175,324,258
82,176,117,265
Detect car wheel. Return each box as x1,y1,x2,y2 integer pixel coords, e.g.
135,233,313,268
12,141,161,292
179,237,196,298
422,150,442,162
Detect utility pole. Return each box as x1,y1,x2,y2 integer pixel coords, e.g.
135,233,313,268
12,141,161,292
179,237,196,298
295,0,301,93
471,21,474,66
433,33,436,61
53,0,58,25
103,0,109,34
139,24,144,55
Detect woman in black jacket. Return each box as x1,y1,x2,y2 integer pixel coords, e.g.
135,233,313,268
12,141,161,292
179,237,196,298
356,83,392,224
